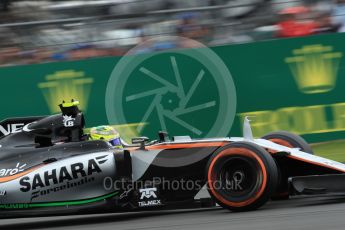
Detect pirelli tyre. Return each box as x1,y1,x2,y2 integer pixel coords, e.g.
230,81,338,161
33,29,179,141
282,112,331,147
261,131,313,154
206,141,278,212
262,131,313,200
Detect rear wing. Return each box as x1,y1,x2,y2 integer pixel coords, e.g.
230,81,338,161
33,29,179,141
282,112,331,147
0,116,45,138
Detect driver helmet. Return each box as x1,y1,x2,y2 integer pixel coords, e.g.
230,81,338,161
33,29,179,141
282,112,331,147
90,125,123,148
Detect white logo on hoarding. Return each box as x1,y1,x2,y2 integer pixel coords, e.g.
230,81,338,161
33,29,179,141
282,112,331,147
63,115,75,127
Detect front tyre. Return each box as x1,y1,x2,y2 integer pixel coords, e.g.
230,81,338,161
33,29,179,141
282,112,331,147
261,131,313,200
206,141,278,212
261,131,313,154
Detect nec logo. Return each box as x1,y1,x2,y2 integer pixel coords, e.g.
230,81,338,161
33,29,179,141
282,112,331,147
0,123,24,136
139,188,157,200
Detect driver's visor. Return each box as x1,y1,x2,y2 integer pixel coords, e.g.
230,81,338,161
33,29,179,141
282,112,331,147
109,137,122,147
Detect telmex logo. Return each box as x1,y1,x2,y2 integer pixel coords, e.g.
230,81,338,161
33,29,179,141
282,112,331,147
20,156,107,192
139,187,157,200
138,187,161,207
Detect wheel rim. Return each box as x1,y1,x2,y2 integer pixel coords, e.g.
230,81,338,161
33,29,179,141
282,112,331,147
216,156,263,202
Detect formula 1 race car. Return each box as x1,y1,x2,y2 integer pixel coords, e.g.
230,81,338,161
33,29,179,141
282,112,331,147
0,101,345,217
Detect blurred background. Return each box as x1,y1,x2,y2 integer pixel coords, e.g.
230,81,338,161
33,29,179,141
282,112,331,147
1,0,345,160
0,0,344,66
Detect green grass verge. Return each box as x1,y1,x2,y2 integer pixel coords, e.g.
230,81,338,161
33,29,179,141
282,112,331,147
312,140,345,162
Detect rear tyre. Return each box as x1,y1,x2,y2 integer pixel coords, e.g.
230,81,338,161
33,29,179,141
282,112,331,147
206,141,278,212
261,131,313,200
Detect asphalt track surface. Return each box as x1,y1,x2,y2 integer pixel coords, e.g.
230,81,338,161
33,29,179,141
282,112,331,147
2,195,345,230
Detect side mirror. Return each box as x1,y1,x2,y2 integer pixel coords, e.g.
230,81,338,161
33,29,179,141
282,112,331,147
158,131,169,142
131,137,149,150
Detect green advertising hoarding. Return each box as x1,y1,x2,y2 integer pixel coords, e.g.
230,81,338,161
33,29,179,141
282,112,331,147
1,33,345,143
